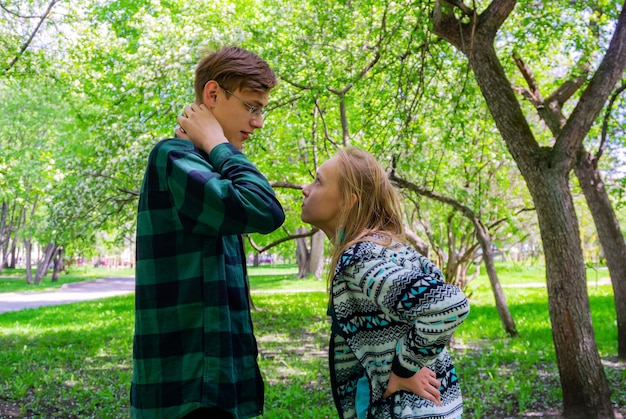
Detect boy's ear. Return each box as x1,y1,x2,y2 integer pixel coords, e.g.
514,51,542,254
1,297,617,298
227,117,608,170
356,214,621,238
202,80,219,107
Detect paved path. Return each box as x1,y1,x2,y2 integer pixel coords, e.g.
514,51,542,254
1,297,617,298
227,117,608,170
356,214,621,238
0,277,135,314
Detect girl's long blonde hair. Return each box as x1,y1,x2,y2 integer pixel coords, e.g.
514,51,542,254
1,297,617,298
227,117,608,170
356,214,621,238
327,146,405,287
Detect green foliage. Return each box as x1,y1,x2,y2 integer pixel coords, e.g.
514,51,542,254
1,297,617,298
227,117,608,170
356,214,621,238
1,0,624,278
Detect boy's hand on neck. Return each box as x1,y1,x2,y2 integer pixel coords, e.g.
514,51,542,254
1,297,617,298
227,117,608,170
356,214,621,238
177,104,228,154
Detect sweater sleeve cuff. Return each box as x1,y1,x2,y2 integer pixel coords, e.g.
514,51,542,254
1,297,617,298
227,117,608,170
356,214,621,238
391,356,417,378
208,142,239,168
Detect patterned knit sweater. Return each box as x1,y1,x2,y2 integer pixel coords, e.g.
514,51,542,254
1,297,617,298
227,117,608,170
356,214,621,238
329,240,470,419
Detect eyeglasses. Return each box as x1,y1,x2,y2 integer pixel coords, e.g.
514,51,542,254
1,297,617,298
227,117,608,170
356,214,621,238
221,87,266,119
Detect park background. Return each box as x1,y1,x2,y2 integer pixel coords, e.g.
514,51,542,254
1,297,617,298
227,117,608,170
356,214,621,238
1,0,625,418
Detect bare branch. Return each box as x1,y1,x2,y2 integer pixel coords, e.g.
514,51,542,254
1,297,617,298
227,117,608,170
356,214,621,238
555,4,626,164
599,81,626,160
84,172,138,196
269,181,304,190
116,187,140,197
433,0,514,50
244,227,319,253
279,76,313,91
268,94,302,113
443,0,474,16
3,0,61,75
390,171,477,220
512,54,543,104
0,2,40,18
478,0,516,40
314,99,340,148
545,69,589,106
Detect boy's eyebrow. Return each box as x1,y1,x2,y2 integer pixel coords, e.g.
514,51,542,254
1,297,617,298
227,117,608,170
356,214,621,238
241,90,268,107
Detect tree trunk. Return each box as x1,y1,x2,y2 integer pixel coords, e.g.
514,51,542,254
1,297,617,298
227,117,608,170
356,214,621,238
295,227,311,278
25,238,33,285
405,229,429,256
530,170,613,418
432,0,626,415
470,48,614,417
475,222,519,337
575,152,626,360
251,252,260,267
308,229,325,279
34,242,56,285
514,37,626,361
0,202,6,274
6,203,25,269
296,228,325,279
7,235,18,269
51,246,64,282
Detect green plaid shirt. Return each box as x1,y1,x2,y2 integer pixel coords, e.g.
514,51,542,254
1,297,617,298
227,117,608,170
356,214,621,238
131,139,285,419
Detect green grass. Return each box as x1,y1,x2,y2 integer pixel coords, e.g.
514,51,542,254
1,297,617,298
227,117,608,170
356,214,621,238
0,297,133,418
458,271,624,417
467,262,611,286
0,264,624,418
252,292,334,418
248,264,326,292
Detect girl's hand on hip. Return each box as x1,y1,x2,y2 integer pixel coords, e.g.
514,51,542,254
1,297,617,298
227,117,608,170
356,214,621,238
383,367,442,406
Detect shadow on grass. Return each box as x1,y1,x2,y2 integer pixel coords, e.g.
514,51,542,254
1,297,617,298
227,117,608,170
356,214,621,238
0,286,623,418
454,294,625,418
252,292,336,418
0,296,134,419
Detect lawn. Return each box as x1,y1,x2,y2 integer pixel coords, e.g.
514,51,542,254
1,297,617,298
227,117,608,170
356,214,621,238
0,263,623,418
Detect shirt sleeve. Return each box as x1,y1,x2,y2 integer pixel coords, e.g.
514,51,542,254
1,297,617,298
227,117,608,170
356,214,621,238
165,142,285,236
342,243,470,378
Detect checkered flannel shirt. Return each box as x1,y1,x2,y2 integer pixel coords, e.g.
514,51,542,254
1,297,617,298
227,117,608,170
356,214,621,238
131,139,285,419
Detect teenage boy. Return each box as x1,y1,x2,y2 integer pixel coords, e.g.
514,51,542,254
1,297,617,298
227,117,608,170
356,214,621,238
131,46,285,419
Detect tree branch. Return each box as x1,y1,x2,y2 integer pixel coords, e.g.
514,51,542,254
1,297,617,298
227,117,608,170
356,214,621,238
270,181,304,190
555,3,626,166
599,81,626,161
478,0,516,40
512,54,543,105
443,0,474,16
389,169,477,221
545,65,590,107
314,99,340,148
2,0,60,75
244,227,320,253
433,0,515,51
0,2,40,18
